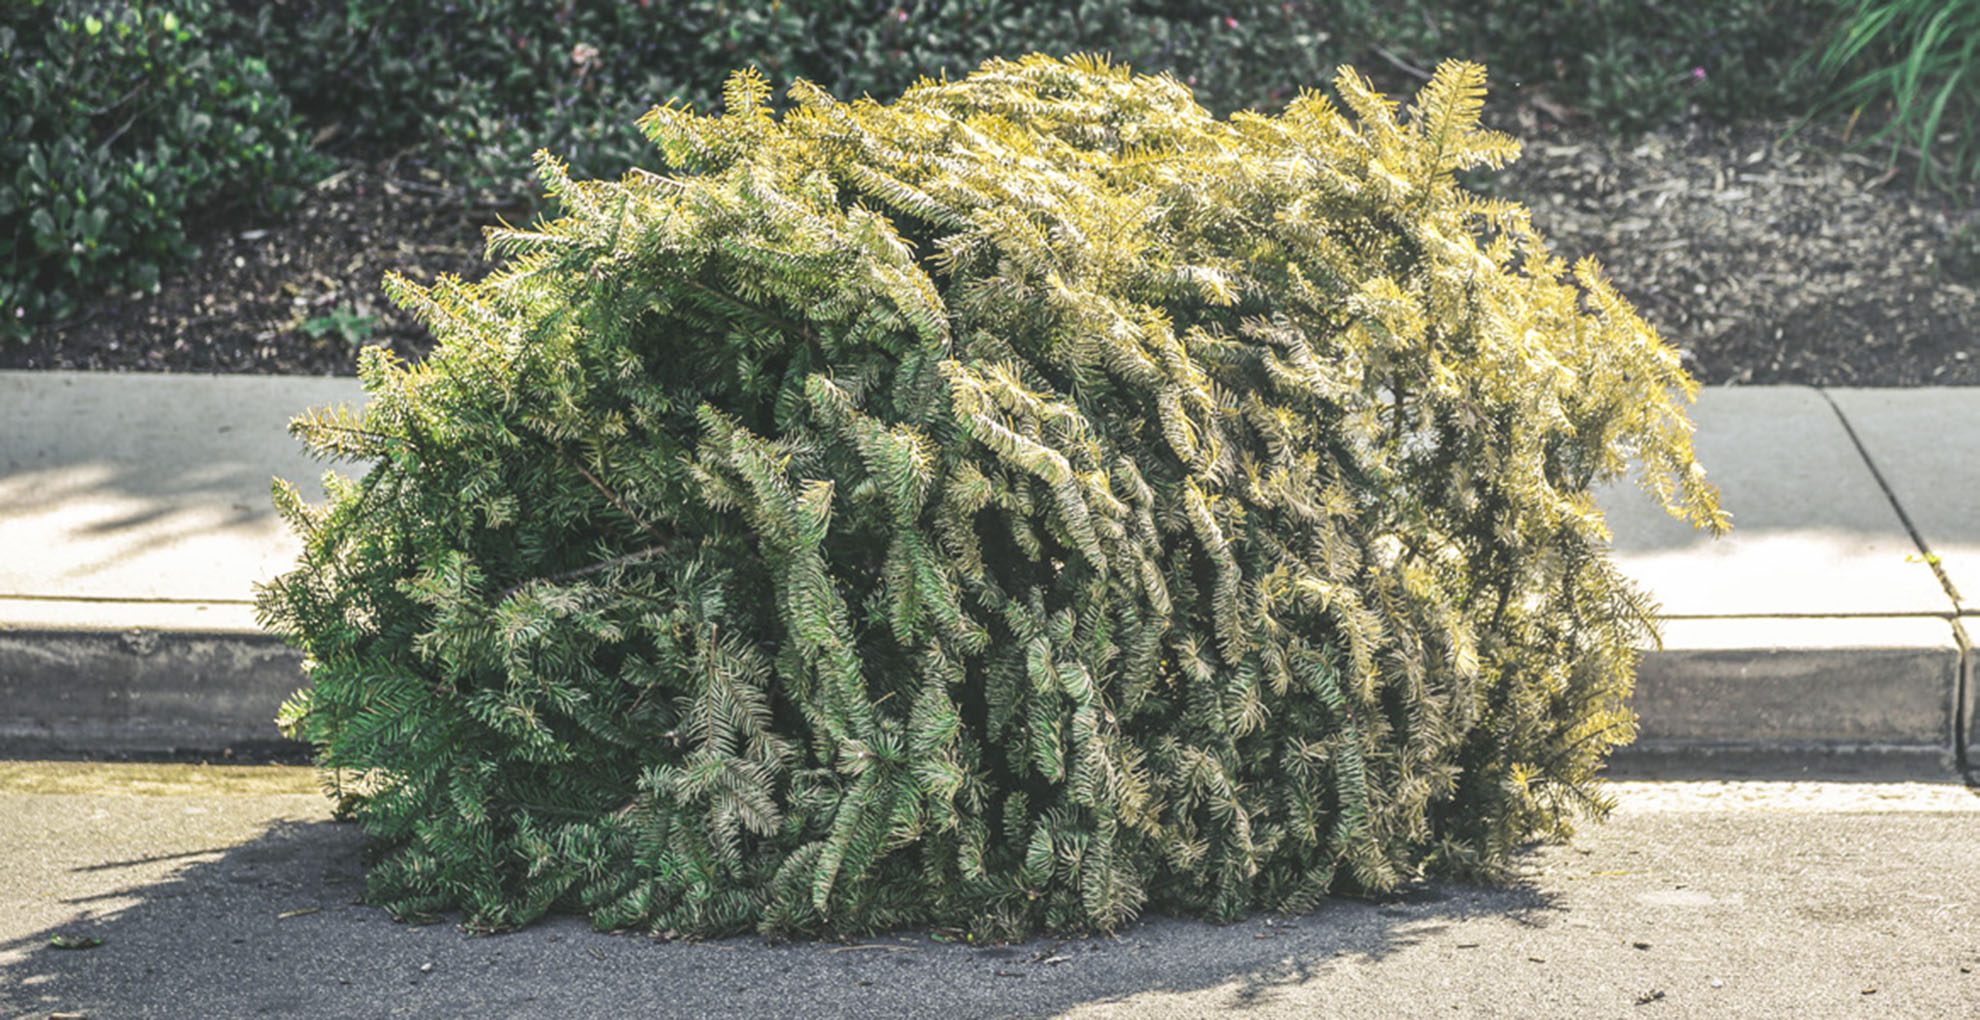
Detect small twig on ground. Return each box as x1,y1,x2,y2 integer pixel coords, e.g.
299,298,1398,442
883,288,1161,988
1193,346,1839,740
388,176,461,199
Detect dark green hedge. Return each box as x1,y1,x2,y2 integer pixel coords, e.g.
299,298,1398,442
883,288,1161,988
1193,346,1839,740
1,0,321,340
1393,0,1844,131
221,1,1373,205
5,0,1850,342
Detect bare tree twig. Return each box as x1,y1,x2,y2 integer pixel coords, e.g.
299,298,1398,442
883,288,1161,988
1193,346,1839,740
1371,45,1433,82
86,82,147,119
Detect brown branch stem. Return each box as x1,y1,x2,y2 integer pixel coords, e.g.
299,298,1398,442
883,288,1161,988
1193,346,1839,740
1371,45,1433,82
565,450,669,545
495,542,670,604
680,277,822,345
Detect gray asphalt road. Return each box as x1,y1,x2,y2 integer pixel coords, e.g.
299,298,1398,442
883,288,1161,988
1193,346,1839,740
2,764,1976,1019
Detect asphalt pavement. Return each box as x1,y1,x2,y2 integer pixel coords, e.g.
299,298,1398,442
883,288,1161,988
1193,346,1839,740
0,761,1974,1019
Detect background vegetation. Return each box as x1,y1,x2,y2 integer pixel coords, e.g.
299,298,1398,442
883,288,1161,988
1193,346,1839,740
8,0,1969,343
1799,0,1980,186
2,0,320,337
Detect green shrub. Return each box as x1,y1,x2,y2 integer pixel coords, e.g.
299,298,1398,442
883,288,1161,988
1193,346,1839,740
259,57,1724,938
0,0,320,339
210,0,1852,219
219,0,1373,206
1941,214,1980,284
1378,0,1844,131
1803,0,1980,185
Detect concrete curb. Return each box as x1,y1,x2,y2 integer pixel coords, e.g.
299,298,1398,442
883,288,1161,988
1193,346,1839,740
1961,615,1977,768
1631,617,1963,764
2,608,1969,774
0,604,305,757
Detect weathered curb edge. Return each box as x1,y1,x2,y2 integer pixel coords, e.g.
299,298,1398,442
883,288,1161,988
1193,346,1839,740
0,615,305,756
1633,617,1961,761
1959,616,1977,771
3,612,1972,776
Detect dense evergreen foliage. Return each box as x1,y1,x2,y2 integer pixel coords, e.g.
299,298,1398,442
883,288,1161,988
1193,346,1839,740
259,57,1724,937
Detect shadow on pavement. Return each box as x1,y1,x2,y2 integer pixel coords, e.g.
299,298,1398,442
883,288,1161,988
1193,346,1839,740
0,812,1559,1020
0,372,359,603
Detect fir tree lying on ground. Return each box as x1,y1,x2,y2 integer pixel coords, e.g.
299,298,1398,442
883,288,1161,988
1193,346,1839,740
258,55,1726,938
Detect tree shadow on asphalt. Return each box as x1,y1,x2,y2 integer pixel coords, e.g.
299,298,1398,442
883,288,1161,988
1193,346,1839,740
1,816,1561,1020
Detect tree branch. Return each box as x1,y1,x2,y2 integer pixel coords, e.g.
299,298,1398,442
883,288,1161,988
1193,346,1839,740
1372,45,1433,82
565,450,670,545
495,542,670,604
514,426,669,547
680,277,822,345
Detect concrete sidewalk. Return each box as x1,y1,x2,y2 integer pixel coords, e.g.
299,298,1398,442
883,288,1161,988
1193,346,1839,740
1,371,1976,771
1,372,357,755
0,762,1974,1019
1596,387,1975,771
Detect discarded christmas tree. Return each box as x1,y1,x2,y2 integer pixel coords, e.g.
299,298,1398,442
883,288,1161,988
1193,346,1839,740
258,55,1725,938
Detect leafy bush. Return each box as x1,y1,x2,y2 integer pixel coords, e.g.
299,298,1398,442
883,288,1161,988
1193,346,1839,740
1803,0,1980,185
1939,214,1980,284
259,57,1723,938
220,0,1375,206
1377,0,1844,131
1,0,320,339
228,0,1850,208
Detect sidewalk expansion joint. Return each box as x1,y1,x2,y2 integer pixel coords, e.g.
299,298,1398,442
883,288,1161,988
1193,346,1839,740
1953,617,1973,777
1814,387,1964,610
1816,387,1970,776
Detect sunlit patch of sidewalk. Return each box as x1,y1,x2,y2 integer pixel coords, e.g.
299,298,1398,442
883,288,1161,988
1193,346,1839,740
0,761,320,796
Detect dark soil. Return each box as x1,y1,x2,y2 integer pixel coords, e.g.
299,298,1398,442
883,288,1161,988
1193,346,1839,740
3,162,504,376
1485,109,1980,386
5,104,1977,385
